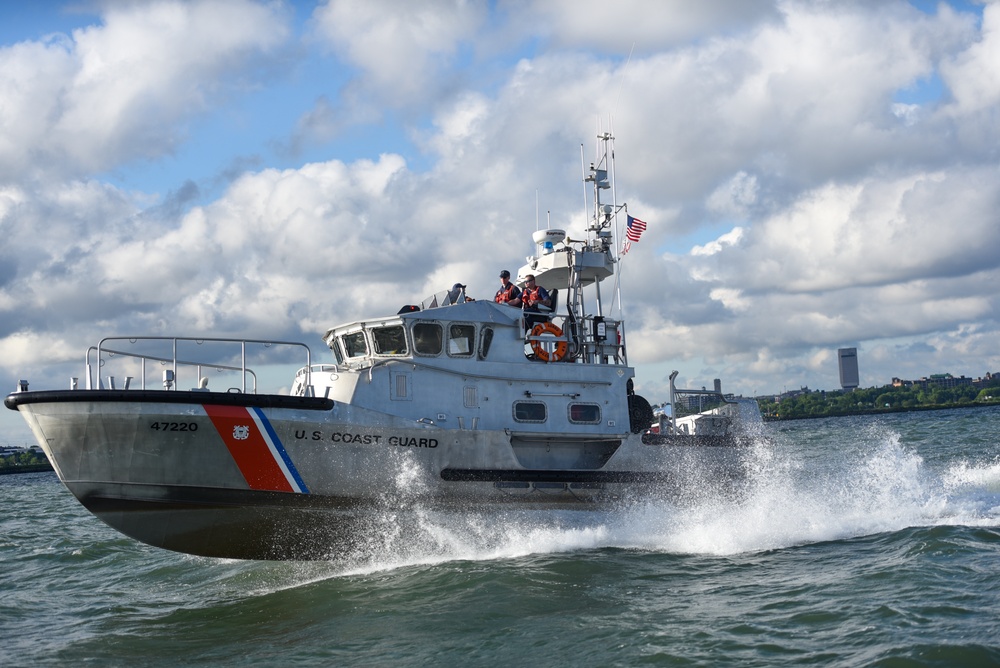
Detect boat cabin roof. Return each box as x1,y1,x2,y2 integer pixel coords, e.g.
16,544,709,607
322,299,533,367
323,299,522,339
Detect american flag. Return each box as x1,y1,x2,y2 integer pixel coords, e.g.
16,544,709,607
622,215,647,255
626,215,647,242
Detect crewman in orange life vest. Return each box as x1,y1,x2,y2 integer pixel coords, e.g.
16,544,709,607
494,270,522,306
521,274,552,330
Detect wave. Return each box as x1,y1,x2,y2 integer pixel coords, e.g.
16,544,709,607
306,423,1000,572
61,419,994,598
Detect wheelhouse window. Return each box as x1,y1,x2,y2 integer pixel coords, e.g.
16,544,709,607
478,327,494,360
330,339,345,365
342,331,368,358
513,401,547,423
569,403,602,424
448,324,476,357
412,322,443,356
372,325,408,355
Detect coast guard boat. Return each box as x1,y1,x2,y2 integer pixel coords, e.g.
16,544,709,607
5,134,759,560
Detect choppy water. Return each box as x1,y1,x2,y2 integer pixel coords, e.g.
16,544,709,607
2,407,999,666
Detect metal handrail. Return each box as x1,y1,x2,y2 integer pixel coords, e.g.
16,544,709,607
83,336,312,394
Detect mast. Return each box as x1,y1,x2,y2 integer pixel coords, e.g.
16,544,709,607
516,132,623,365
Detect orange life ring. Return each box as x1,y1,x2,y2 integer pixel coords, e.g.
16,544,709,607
530,322,567,362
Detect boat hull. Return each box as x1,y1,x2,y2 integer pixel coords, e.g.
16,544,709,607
7,390,746,560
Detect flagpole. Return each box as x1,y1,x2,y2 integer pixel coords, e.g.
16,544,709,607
609,123,626,322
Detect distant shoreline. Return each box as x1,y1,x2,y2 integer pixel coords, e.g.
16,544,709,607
763,400,999,422
0,463,54,475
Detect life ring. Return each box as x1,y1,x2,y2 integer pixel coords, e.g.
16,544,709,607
530,322,567,362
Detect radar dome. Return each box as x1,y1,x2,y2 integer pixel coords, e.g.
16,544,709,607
532,229,566,246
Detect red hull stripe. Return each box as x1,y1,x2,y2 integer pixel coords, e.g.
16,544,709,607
203,404,306,493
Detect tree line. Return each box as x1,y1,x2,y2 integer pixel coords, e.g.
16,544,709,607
757,378,1000,420
0,449,52,472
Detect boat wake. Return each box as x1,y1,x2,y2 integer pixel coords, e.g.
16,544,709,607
605,426,1000,556
225,424,1000,590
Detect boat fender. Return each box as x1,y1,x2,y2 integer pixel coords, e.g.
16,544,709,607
628,394,654,434
530,322,568,362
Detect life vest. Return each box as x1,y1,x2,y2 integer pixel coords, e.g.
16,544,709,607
495,283,520,304
521,285,547,311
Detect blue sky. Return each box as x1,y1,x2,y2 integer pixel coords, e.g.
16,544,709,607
2,0,1000,442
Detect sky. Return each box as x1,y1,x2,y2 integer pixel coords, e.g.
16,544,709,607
2,0,999,441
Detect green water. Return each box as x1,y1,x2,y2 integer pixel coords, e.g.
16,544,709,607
2,408,999,666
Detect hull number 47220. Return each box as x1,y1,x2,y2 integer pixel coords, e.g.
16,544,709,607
150,422,199,431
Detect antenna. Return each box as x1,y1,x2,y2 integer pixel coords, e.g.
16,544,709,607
580,143,588,233
613,43,635,120
535,189,539,231
609,118,625,320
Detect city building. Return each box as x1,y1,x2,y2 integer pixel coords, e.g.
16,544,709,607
838,348,859,390
891,373,981,389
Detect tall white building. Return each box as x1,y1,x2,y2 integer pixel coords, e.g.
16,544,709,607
838,348,859,389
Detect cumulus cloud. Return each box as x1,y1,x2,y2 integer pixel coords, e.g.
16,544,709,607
0,0,290,182
940,0,1000,114
310,0,486,104
3,0,1000,442
508,0,780,50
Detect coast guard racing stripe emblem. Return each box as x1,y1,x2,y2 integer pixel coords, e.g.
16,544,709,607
203,404,309,493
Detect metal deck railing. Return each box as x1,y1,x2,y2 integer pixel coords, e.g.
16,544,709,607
81,336,313,395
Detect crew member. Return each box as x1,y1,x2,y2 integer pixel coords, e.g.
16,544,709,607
494,270,522,306
521,274,551,330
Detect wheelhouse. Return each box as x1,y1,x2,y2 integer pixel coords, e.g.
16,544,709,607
322,313,500,367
